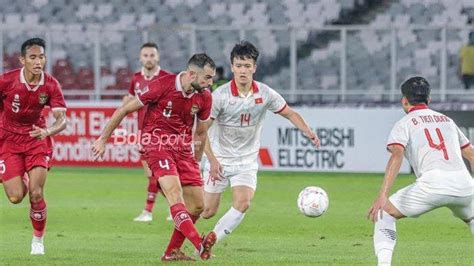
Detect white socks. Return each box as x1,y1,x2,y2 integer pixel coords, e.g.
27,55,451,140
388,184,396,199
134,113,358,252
374,211,397,266
213,207,245,242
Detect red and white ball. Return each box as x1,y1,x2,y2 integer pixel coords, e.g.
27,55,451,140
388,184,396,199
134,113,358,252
297,186,329,217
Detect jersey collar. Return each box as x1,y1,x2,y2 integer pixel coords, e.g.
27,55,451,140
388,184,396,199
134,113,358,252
175,72,195,98
408,104,428,113
141,66,160,81
230,79,259,97
20,67,44,92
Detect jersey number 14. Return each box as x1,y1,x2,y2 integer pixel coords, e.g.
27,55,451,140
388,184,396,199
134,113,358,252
240,113,251,126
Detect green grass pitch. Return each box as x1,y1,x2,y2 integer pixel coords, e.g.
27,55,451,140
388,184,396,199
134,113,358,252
1,167,473,265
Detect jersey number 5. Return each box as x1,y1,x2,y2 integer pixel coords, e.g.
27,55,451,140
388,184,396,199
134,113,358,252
424,128,449,160
12,101,20,113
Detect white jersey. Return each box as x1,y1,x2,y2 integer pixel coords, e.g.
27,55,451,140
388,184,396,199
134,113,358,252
210,79,287,165
387,105,473,196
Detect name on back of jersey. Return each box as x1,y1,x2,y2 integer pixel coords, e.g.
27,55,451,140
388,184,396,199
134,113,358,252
411,114,451,125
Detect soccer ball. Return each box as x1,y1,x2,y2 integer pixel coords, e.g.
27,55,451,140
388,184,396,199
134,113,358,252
297,186,329,217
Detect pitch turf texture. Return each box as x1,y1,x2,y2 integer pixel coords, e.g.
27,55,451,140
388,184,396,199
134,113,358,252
1,167,473,265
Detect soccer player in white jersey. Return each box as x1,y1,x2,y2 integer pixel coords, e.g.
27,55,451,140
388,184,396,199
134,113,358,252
368,77,474,266
201,41,321,245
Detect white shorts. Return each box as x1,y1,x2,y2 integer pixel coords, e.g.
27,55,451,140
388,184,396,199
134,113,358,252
203,161,258,193
389,183,473,220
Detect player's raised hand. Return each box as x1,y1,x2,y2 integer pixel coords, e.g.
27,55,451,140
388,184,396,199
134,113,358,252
367,194,388,222
92,138,106,160
29,125,49,140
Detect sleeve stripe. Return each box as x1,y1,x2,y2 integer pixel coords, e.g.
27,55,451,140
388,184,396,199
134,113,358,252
387,143,406,149
198,116,211,122
274,103,288,114
51,107,67,112
461,142,471,149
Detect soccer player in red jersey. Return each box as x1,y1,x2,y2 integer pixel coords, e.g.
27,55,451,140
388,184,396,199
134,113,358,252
0,38,67,255
122,43,173,222
93,53,217,261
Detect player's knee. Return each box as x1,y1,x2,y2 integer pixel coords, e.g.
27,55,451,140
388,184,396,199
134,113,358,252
8,195,24,204
194,202,204,213
188,204,204,217
6,189,25,204
234,200,251,213
201,207,217,219
29,189,44,203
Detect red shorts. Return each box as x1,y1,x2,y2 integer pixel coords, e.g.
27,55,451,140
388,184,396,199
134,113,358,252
145,147,202,187
0,130,51,182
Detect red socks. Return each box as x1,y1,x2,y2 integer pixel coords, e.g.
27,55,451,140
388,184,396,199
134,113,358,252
30,199,47,237
168,203,201,252
145,176,158,212
165,212,199,255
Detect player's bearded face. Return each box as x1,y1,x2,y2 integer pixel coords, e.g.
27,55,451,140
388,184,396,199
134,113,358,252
191,65,216,93
21,45,46,75
140,47,159,70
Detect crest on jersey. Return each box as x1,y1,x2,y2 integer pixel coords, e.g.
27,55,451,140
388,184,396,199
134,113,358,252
190,104,199,115
39,93,48,105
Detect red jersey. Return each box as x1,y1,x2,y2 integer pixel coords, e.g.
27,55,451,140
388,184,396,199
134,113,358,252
128,68,172,130
137,72,212,153
0,68,66,135
0,100,3,125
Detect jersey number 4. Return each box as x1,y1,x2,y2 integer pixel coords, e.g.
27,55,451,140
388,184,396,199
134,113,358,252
159,159,170,170
424,128,449,160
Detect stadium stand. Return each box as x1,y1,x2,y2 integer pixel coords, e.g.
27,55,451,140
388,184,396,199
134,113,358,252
1,0,474,101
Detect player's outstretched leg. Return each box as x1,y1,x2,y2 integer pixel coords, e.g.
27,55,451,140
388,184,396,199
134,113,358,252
373,210,397,266
164,184,207,260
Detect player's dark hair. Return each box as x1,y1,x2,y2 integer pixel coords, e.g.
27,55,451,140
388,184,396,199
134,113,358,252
188,53,216,70
230,41,259,64
401,76,431,105
141,42,159,51
216,66,224,77
21,38,46,56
